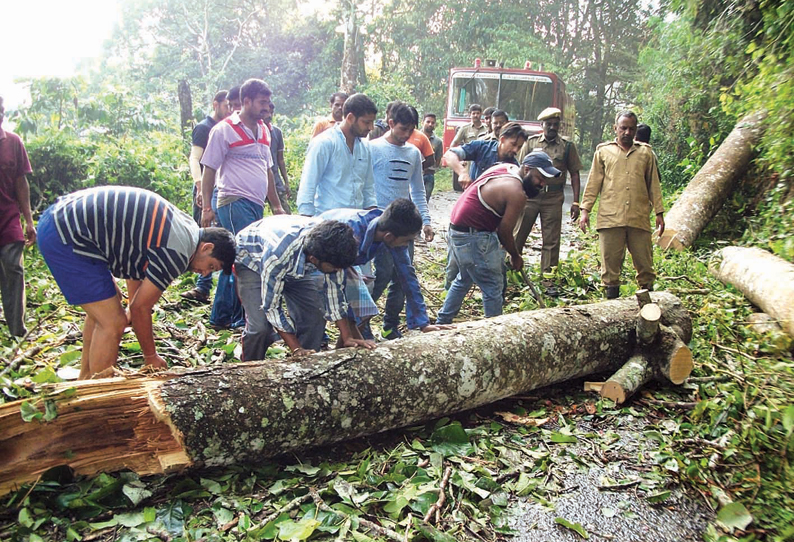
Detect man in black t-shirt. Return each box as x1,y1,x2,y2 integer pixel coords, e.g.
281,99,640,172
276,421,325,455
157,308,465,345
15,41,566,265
183,89,231,303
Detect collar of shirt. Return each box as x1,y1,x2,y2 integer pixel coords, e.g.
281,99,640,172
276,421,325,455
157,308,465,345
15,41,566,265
228,111,261,139
609,139,643,156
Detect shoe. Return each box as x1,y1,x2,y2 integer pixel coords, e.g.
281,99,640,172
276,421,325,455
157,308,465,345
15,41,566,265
181,288,210,304
381,327,403,341
544,285,560,297
605,285,620,299
209,322,230,331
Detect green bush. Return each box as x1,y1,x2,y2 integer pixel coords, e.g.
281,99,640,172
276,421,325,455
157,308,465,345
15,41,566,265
24,132,93,207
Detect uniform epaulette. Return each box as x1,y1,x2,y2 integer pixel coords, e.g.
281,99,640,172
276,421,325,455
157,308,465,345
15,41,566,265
595,141,615,149
635,141,652,148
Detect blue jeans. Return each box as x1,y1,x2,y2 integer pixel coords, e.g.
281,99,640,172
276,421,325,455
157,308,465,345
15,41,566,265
437,230,505,324
236,266,326,361
211,198,263,328
193,187,218,294
423,173,435,202
372,242,414,332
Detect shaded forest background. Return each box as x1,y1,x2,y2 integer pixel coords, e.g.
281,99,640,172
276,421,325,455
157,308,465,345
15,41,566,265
6,0,793,265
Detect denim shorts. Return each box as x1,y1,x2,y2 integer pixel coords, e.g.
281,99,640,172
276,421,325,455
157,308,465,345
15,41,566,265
37,207,117,306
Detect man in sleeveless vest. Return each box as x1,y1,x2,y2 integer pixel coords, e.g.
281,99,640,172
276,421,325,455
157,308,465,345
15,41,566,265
436,152,560,323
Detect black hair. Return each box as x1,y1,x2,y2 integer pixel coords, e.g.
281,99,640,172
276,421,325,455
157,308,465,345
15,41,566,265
615,110,638,125
389,102,415,127
521,171,541,200
499,122,527,142
202,227,236,274
423,113,437,121
483,106,496,117
492,109,508,121
343,93,378,118
385,101,397,116
377,198,423,238
469,104,483,113
304,221,358,269
408,105,420,127
330,91,349,105
213,90,228,104
241,79,272,103
636,123,652,143
227,86,241,103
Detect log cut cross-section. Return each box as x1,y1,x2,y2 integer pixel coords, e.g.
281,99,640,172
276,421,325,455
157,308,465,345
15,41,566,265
0,293,692,496
658,110,767,251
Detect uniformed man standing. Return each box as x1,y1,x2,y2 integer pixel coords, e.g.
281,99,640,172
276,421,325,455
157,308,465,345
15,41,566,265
578,110,665,299
514,107,582,296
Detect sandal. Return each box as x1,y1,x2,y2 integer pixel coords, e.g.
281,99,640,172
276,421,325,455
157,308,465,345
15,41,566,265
181,288,210,303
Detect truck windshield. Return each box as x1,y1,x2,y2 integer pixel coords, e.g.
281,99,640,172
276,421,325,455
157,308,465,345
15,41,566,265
450,72,555,122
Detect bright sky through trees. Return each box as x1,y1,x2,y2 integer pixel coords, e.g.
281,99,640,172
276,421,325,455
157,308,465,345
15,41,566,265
1,0,120,108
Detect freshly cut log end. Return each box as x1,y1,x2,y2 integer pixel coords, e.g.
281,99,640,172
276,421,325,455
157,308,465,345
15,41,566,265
637,303,662,344
666,343,694,385
650,325,694,385
658,229,685,251
601,355,654,405
635,289,654,309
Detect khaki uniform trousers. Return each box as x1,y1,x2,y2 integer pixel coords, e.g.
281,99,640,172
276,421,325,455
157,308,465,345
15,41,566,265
514,189,564,273
598,226,655,288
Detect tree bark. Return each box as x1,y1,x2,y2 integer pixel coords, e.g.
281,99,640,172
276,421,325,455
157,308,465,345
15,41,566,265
178,79,193,130
601,354,654,404
710,246,794,338
636,303,661,344
658,110,767,251
0,293,691,495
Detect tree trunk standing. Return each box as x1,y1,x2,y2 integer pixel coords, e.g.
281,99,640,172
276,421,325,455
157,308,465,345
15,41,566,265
340,0,361,94
658,110,768,250
178,80,193,130
710,246,794,338
0,294,691,495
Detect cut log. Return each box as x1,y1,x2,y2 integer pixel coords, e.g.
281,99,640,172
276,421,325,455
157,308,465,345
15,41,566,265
637,303,662,344
710,246,794,338
635,289,653,309
658,111,767,251
0,293,692,496
601,354,654,404
648,325,694,385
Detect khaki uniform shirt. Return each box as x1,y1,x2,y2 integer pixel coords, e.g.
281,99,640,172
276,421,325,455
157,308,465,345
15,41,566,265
518,134,582,187
451,123,487,147
581,140,664,232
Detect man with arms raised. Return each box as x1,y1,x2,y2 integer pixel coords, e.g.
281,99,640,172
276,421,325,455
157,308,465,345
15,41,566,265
38,186,235,379
579,111,664,299
200,78,286,330
436,152,560,323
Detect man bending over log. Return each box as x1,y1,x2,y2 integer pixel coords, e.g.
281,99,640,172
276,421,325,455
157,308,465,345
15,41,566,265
37,186,236,379
319,199,453,341
436,152,560,323
235,218,375,360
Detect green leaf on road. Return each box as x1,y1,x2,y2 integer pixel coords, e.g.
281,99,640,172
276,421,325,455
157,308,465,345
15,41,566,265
555,517,589,538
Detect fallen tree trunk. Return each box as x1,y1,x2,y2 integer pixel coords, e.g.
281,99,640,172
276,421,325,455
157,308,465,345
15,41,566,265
710,246,794,337
0,293,692,495
658,111,767,251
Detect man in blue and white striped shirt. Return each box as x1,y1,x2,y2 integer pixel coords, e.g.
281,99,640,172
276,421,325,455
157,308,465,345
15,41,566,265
235,217,375,360
38,186,236,379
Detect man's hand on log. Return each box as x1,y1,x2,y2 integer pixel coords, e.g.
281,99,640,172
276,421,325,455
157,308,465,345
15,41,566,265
290,348,315,357
143,353,168,370
343,338,377,350
421,324,455,333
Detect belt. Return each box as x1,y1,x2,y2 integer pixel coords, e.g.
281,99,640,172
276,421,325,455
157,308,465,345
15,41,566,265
542,184,565,192
449,223,489,233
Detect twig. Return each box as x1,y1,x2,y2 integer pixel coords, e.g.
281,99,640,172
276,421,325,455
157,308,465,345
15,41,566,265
597,479,642,491
639,398,698,409
252,492,312,530
711,342,758,361
146,526,171,541
686,375,732,383
660,275,702,286
424,466,453,524
309,487,403,541
668,288,711,295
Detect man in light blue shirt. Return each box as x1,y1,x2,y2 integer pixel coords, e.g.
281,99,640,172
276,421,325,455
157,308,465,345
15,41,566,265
296,93,379,217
